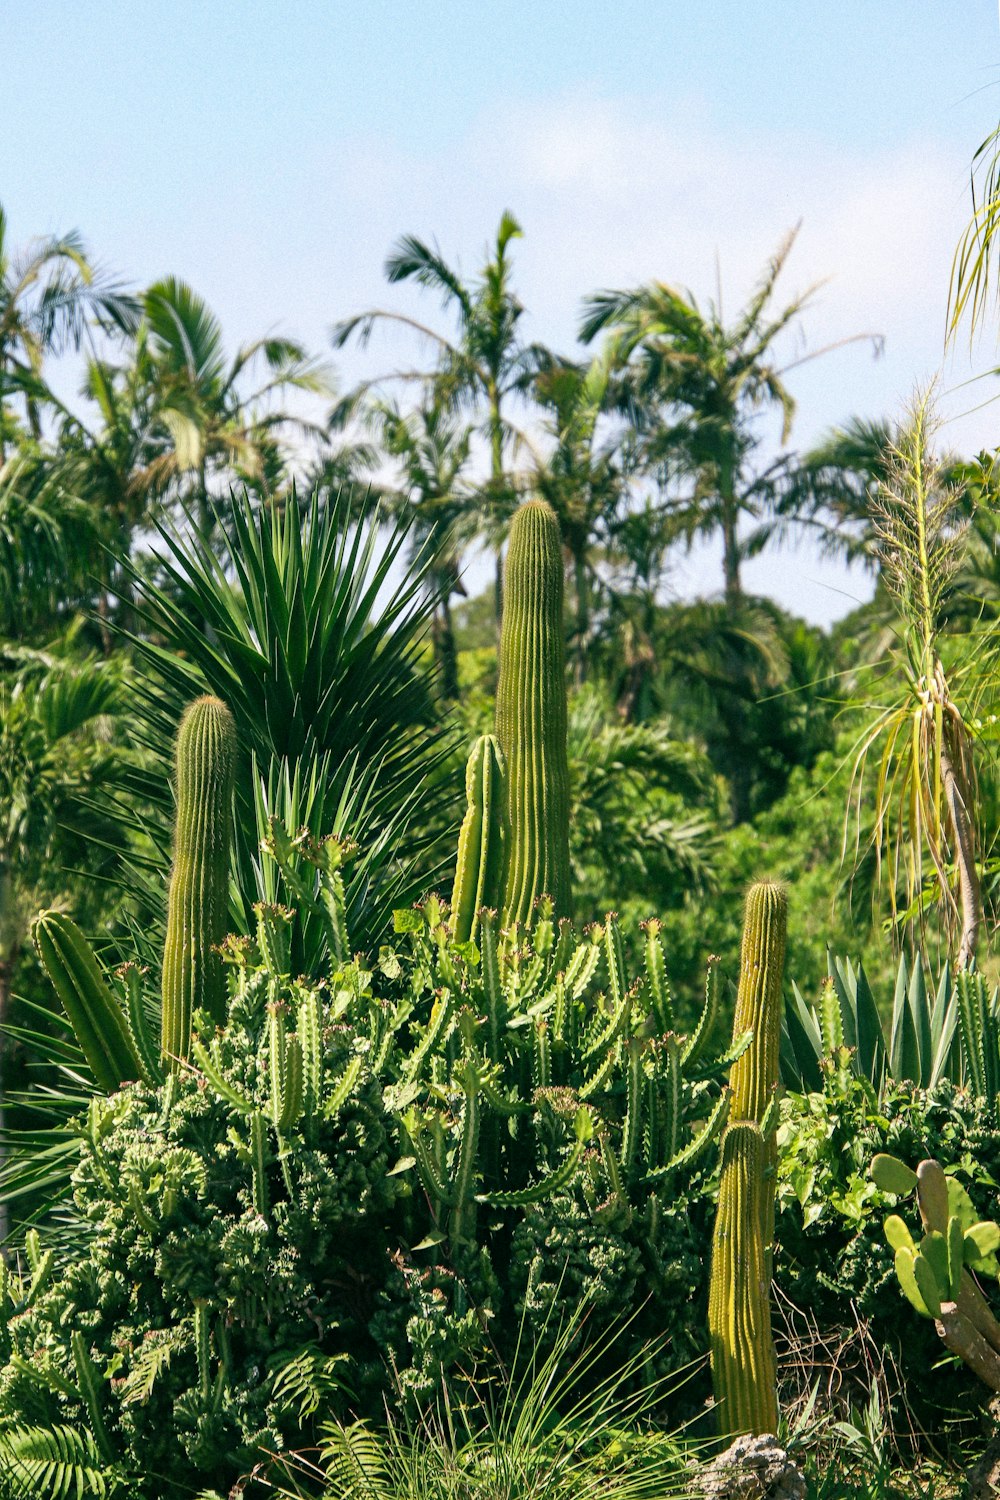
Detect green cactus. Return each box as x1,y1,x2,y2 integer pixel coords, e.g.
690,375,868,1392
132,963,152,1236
727,881,787,1267
450,734,508,945
495,500,572,927
707,881,787,1440
875,1152,1000,1390
161,695,236,1067
32,911,142,1092
708,1121,780,1437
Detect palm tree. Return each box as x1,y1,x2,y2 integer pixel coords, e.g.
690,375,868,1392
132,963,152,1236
138,278,330,533
333,211,541,618
367,398,474,698
580,228,881,612
0,205,137,461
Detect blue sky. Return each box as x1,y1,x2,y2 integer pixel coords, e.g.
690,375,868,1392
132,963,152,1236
5,2,1000,622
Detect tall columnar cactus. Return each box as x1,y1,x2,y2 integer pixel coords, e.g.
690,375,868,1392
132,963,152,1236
728,880,787,1264
708,880,787,1439
32,911,142,1091
495,499,571,928
708,1121,780,1438
450,734,508,945
161,695,236,1066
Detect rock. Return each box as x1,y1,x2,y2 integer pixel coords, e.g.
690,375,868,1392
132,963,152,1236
696,1435,806,1500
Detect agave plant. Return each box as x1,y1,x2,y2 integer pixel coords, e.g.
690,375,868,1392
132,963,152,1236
111,486,459,966
781,949,963,1095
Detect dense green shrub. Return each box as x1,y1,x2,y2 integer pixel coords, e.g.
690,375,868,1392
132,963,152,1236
0,854,736,1496
775,1075,1000,1438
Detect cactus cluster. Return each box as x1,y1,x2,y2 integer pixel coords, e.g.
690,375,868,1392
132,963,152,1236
708,881,787,1439
874,1152,1000,1390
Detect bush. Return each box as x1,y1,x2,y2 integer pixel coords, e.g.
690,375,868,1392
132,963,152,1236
775,1075,1000,1444
0,870,732,1497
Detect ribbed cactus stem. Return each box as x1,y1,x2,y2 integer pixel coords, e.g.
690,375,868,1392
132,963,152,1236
451,734,508,945
495,500,572,927
708,1122,779,1438
161,696,236,1067
32,911,141,1091
728,881,787,1267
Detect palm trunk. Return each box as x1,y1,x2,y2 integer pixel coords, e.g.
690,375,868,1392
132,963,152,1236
436,596,459,700
941,736,981,969
574,550,589,686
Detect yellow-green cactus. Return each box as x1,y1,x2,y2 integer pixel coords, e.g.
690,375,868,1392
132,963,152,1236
708,1121,780,1437
495,500,571,928
450,733,508,945
708,881,787,1439
161,695,236,1067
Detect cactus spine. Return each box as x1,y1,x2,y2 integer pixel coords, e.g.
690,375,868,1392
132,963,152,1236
495,500,572,927
708,880,787,1438
450,734,508,945
161,695,236,1067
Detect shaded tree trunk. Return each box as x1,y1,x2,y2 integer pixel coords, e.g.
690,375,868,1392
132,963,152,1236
941,735,981,970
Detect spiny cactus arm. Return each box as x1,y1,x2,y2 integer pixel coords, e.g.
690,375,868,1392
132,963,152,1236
449,1060,482,1246
642,919,674,1032
32,911,142,1091
325,1052,364,1116
161,696,236,1067
604,917,628,1010
255,903,294,976
302,833,358,966
249,1111,269,1217
957,968,989,1097
564,928,601,1000
477,910,506,1061
190,1035,255,1113
582,981,636,1064
645,1089,730,1182
532,1019,551,1089
496,500,572,927
117,963,163,1086
21,1231,54,1310
298,990,322,1122
276,1035,304,1133
680,957,727,1072
621,1036,646,1173
708,1122,779,1438
451,735,508,946
688,1025,752,1083
479,1106,592,1206
403,989,455,1082
71,1331,115,1465
403,1109,454,1210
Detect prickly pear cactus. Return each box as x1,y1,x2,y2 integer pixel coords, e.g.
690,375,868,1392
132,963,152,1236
874,1151,1000,1391
495,500,572,927
161,695,236,1066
